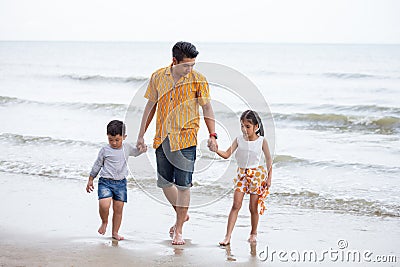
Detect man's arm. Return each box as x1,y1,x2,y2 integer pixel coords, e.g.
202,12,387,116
137,99,157,152
201,102,218,152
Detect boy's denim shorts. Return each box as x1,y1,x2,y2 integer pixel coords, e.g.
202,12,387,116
98,177,127,202
156,138,196,190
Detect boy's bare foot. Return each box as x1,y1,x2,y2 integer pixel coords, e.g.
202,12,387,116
248,234,257,243
169,214,190,238
219,236,231,246
172,232,185,245
98,222,107,235
112,233,124,241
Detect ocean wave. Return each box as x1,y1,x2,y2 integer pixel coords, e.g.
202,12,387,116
316,104,400,116
0,96,28,105
0,158,398,217
0,160,87,180
321,72,382,80
0,133,102,148
61,74,148,84
271,190,400,217
0,96,137,114
274,113,400,134
273,154,400,174
254,70,399,80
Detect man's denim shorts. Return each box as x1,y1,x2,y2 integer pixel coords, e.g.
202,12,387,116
155,138,196,190
98,177,127,202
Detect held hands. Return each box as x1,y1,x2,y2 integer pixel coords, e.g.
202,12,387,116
136,137,147,153
207,137,218,152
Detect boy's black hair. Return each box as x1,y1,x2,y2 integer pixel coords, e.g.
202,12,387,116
240,110,264,136
172,41,199,62
107,120,125,136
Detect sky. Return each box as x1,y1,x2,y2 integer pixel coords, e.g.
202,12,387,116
0,0,399,43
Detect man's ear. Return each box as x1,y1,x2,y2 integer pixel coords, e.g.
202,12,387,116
172,57,178,65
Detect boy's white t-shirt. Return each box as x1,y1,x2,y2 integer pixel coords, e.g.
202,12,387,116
90,143,140,180
235,135,264,168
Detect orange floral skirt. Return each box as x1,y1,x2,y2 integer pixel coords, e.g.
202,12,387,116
234,166,270,215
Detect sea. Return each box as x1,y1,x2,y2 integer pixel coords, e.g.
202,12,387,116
0,41,399,220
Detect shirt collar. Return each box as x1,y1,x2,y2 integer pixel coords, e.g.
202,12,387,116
165,64,189,80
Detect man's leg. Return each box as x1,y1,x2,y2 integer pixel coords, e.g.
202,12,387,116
172,188,190,245
162,186,190,237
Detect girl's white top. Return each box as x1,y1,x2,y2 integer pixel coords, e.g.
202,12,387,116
235,135,264,168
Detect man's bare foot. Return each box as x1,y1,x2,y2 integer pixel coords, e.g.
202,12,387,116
112,233,124,241
169,214,190,238
172,232,185,245
98,222,107,235
219,236,231,246
248,234,257,243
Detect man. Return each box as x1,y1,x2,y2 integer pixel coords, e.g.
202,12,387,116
136,41,218,245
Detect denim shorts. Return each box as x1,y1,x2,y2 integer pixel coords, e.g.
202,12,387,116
98,178,127,202
156,138,196,190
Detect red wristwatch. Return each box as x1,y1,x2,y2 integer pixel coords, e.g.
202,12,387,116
209,133,218,139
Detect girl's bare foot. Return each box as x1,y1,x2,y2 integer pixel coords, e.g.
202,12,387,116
219,236,231,246
98,222,107,235
172,232,185,245
112,233,124,241
248,234,257,243
169,214,190,238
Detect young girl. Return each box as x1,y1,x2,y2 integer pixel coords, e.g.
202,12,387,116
217,110,273,245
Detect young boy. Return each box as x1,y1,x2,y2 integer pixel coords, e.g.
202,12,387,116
86,120,146,240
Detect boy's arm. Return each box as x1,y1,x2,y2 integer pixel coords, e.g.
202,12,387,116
216,138,238,159
86,148,104,193
126,143,144,157
262,138,273,188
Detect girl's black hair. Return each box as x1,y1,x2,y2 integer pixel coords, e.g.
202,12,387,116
240,110,264,136
107,120,125,136
172,41,199,62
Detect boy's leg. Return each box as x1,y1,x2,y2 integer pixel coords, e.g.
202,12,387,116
219,190,245,246
248,194,260,243
112,200,124,240
98,197,112,235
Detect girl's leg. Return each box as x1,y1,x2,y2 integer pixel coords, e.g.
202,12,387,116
112,199,125,240
98,197,112,235
248,194,259,243
219,191,245,245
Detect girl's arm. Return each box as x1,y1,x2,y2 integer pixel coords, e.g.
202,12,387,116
262,138,273,188
216,138,238,159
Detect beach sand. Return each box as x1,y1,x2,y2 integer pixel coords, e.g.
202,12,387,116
0,172,399,266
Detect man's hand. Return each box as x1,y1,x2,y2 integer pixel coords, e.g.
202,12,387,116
207,137,218,152
136,137,147,153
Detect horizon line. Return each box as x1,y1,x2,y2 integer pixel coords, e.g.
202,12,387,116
0,40,400,46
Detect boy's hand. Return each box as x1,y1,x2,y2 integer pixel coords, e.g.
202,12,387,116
86,179,94,193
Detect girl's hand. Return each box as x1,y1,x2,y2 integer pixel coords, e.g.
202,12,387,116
266,177,271,189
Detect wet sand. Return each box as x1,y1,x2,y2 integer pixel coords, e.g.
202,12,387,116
0,172,399,266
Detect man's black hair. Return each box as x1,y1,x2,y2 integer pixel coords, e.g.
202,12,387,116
172,41,199,62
